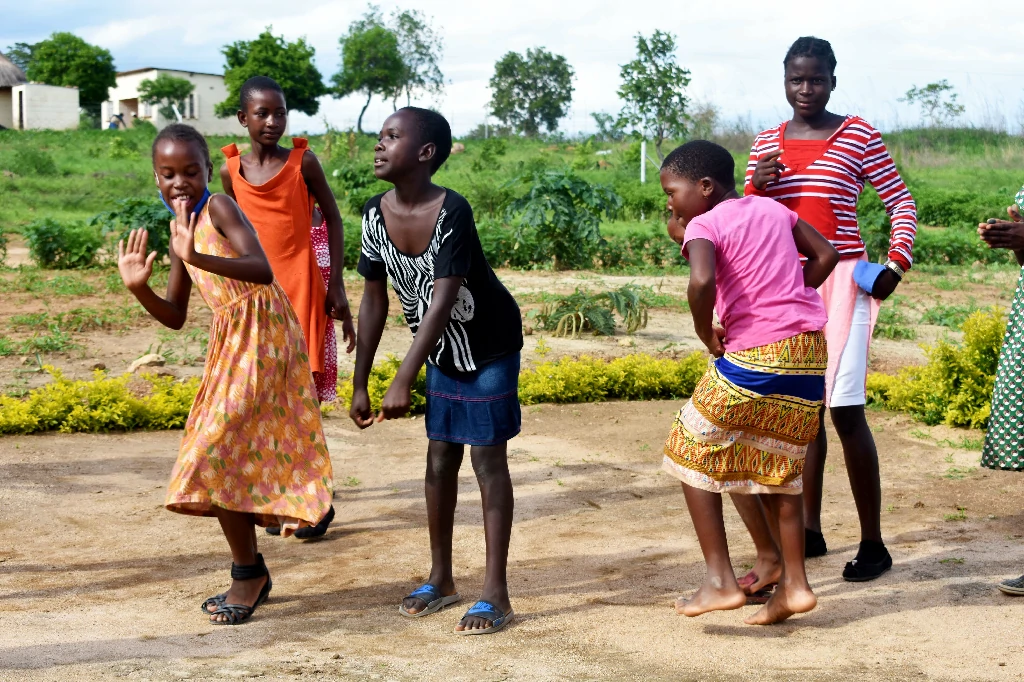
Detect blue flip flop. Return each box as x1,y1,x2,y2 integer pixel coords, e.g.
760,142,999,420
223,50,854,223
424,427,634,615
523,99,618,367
454,599,514,635
398,583,461,618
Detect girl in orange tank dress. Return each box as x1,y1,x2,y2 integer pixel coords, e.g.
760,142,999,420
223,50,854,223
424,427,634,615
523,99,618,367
118,124,333,625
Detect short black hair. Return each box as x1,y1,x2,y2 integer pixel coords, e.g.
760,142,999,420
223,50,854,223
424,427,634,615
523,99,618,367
399,106,452,173
152,123,211,169
661,140,735,189
239,76,286,111
784,36,837,76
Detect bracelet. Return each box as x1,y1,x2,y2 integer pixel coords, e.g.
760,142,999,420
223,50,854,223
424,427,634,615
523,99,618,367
884,260,905,280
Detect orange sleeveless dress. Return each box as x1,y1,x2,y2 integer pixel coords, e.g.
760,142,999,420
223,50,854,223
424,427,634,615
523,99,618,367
164,201,333,533
221,138,328,375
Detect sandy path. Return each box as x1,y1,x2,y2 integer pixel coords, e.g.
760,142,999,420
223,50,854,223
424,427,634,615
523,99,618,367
1,404,1023,681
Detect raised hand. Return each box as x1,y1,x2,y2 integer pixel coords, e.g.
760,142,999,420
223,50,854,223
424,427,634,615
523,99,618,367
169,197,198,264
751,150,785,191
117,229,157,291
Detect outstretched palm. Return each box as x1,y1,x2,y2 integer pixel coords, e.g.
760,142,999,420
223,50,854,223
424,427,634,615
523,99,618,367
169,198,197,263
118,229,157,290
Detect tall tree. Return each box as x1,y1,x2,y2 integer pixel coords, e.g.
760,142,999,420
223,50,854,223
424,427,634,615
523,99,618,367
389,8,444,108
4,42,37,72
332,13,404,134
489,48,574,136
900,80,965,127
616,30,691,164
138,73,195,122
25,33,116,114
216,27,326,117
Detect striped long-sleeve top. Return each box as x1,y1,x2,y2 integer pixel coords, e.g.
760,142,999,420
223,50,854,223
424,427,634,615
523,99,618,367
743,116,917,270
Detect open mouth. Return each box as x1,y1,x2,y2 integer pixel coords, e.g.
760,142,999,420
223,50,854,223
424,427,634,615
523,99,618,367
374,158,386,166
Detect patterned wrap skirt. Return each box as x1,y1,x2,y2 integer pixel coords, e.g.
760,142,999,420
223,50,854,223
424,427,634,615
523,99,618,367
981,265,1024,471
662,331,827,495
425,352,521,446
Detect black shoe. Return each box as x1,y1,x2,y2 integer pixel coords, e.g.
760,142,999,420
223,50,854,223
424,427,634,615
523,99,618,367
294,506,335,539
265,525,281,536
805,529,828,558
843,541,892,582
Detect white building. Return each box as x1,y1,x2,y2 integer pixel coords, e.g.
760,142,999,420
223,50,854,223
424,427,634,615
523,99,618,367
101,68,240,135
0,53,79,130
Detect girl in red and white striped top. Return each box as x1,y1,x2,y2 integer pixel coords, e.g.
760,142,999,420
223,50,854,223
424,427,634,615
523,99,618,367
730,37,910,596
744,117,917,270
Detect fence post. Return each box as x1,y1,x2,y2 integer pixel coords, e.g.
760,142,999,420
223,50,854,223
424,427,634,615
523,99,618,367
640,139,646,184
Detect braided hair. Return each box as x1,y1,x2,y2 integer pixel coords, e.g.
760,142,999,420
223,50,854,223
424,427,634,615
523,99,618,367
152,123,211,169
783,36,837,76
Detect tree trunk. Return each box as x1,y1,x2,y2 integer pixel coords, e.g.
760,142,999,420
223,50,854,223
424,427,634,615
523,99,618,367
357,92,372,135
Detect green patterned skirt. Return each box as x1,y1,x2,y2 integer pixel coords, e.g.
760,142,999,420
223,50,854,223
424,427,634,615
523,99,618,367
981,266,1024,471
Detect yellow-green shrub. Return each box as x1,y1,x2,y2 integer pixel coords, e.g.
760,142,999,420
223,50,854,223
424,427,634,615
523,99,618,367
0,367,199,435
866,308,1005,428
519,352,707,404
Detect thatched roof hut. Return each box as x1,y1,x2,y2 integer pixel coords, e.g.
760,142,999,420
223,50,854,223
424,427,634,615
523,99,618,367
0,53,28,88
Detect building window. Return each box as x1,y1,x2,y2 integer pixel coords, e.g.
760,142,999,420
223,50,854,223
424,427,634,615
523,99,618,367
188,94,195,119
142,102,151,118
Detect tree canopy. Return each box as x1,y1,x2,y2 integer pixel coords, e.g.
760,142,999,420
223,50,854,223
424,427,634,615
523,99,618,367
138,74,195,122
25,33,116,113
332,12,404,134
900,80,965,127
616,30,691,162
389,8,445,108
216,27,326,117
489,48,574,136
4,42,36,73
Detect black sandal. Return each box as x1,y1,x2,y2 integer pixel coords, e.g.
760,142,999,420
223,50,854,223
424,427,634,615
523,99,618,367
200,553,269,614
842,541,892,582
205,555,273,625
805,529,828,558
294,505,335,539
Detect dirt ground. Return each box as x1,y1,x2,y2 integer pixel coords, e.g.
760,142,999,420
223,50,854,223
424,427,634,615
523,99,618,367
3,243,1024,680
1,405,1024,681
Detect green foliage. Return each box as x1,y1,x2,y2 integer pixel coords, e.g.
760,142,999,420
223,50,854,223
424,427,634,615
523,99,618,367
11,305,141,332
138,73,196,121
507,170,621,270
535,285,650,337
472,138,509,172
19,325,76,353
332,18,404,134
0,225,7,267
921,302,981,329
518,352,707,405
4,41,35,72
592,112,627,142
867,308,1005,428
0,367,199,435
489,48,575,136
389,8,445,106
0,269,95,296
218,27,327,117
90,197,170,260
108,135,140,160
874,303,917,340
12,148,58,176
900,80,965,127
617,30,691,160
22,219,103,269
26,32,116,112
597,227,683,269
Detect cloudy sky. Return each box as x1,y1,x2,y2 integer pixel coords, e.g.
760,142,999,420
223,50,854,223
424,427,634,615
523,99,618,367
4,0,1023,136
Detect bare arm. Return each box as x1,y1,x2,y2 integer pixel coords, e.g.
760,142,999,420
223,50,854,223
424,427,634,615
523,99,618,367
219,162,236,200
170,195,274,285
792,218,840,290
302,150,356,351
685,239,724,357
378,277,462,420
349,277,389,428
118,229,193,330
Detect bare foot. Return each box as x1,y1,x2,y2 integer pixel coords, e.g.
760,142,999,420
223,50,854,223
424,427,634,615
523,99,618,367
674,577,747,617
737,555,782,595
743,583,817,625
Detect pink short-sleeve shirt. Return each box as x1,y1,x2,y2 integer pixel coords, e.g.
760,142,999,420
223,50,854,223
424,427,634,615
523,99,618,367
682,195,827,353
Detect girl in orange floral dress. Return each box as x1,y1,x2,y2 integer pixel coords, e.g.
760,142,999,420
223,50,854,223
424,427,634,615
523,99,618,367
117,124,333,626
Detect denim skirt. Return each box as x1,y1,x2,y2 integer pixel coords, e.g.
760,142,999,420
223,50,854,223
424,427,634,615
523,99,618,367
425,353,521,446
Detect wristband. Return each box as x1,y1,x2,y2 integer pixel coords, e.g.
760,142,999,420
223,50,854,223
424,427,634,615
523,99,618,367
884,260,905,280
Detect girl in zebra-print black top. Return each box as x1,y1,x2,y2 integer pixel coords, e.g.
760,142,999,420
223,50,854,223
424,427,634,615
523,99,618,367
350,107,522,636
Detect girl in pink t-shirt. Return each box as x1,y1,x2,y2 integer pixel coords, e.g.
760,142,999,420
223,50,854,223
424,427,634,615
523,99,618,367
659,140,838,626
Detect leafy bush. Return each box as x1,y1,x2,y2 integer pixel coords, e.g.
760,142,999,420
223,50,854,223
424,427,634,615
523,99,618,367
479,219,545,269
12,148,58,176
867,308,1005,428
22,218,104,269
108,135,140,160
507,170,621,270
91,196,170,260
346,179,393,215
472,138,509,172
536,285,650,337
0,367,199,435
518,352,707,404
874,304,917,340
616,182,667,221
337,354,429,415
921,302,981,329
598,226,683,269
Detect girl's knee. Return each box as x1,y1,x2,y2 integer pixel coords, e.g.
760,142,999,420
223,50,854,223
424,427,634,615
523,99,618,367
829,405,867,438
469,445,510,481
427,441,464,479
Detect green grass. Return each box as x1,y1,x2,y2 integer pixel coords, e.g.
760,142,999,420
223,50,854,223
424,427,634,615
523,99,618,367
9,305,142,332
921,302,982,329
0,268,95,296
